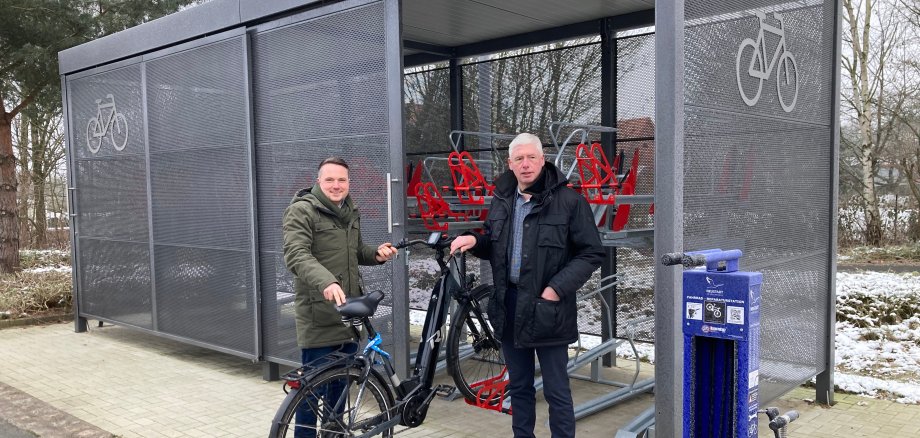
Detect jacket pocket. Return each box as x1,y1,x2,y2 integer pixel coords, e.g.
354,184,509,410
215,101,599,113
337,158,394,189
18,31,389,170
537,214,568,247
487,211,506,242
529,298,566,341
312,221,341,254
537,214,568,286
310,298,344,329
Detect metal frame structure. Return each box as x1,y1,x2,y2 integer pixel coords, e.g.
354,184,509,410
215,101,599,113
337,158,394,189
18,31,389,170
58,1,841,436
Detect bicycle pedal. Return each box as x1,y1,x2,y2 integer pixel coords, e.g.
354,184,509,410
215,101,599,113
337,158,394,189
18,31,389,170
434,384,456,398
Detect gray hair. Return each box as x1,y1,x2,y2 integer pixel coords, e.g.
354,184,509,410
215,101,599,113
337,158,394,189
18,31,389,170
508,133,543,157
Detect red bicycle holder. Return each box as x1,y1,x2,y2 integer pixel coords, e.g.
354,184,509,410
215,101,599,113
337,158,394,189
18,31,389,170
465,367,512,415
448,151,495,205
573,142,621,205
611,148,641,232
414,182,471,231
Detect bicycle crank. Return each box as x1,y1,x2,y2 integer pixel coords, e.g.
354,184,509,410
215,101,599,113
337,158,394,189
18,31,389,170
399,391,433,427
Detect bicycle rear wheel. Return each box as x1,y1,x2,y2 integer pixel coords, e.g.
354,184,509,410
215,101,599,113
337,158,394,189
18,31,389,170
269,364,394,437
446,284,507,403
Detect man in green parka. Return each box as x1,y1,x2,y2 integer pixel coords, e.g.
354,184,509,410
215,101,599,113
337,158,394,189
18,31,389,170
282,156,397,438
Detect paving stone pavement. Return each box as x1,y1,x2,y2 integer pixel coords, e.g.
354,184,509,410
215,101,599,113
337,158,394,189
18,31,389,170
0,321,918,437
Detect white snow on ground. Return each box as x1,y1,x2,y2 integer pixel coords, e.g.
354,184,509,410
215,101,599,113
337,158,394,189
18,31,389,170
833,270,920,403
23,265,71,274
835,372,920,404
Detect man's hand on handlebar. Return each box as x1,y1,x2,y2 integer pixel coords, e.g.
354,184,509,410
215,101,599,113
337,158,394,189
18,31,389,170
375,242,398,262
449,235,477,255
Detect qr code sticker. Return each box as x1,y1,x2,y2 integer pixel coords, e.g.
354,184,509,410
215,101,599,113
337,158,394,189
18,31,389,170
727,306,744,324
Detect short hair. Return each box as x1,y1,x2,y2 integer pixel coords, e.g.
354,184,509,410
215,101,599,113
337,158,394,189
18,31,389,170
508,133,543,157
317,156,349,171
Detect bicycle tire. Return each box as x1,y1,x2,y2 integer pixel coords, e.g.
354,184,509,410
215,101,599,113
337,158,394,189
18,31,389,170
269,364,395,438
735,38,764,107
446,284,507,403
86,118,102,154
775,51,799,112
111,113,129,151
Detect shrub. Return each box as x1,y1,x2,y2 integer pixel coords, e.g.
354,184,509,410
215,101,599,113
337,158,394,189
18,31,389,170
0,251,72,320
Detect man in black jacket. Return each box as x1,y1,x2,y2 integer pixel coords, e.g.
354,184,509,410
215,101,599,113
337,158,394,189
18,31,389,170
451,133,604,438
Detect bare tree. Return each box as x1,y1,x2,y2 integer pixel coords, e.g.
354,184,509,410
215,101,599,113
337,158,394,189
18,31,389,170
842,0,910,245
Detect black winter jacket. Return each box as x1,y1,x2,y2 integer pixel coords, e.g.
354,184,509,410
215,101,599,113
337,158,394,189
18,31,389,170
469,161,604,348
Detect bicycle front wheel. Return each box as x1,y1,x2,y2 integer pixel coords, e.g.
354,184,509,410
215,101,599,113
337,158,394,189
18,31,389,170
269,364,395,438
446,284,507,403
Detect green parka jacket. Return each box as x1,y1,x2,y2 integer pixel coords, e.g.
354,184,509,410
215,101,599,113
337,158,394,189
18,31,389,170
282,186,381,349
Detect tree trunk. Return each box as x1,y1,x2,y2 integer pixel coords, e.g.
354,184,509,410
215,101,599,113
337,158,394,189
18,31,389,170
845,0,884,246
16,115,31,247
0,116,21,273
861,143,883,245
30,118,46,248
32,177,47,248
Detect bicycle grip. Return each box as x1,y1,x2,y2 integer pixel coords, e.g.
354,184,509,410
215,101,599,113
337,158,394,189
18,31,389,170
769,410,799,431
681,254,707,268
660,253,684,266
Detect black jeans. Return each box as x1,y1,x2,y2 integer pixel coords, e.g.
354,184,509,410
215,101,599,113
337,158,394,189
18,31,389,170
502,285,575,438
295,343,358,438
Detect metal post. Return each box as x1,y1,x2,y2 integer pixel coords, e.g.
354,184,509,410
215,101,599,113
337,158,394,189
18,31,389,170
61,75,87,333
654,0,685,435
241,32,263,364
449,58,463,150
817,0,843,407
140,62,159,331
600,16,617,367
384,0,409,375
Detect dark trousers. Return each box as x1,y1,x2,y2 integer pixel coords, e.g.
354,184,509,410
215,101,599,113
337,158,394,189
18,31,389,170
502,286,576,438
295,343,358,438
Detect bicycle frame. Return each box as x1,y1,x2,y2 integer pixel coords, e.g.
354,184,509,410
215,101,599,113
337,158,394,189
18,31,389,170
91,95,118,137
282,234,477,436
747,12,788,80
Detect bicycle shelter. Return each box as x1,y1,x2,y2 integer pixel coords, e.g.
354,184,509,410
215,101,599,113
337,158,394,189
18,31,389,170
59,0,842,436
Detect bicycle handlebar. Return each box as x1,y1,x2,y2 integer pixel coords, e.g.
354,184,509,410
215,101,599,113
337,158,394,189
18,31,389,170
393,235,456,251
659,252,708,268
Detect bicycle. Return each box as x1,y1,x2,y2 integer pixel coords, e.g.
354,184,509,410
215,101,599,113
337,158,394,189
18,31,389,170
735,11,799,112
268,232,506,437
85,94,129,153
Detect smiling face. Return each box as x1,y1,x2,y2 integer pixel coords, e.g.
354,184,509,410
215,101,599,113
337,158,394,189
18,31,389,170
317,163,350,204
507,142,545,190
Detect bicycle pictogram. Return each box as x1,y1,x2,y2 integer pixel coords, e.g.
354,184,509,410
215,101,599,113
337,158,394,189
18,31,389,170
706,302,723,319
86,94,128,153
735,11,799,112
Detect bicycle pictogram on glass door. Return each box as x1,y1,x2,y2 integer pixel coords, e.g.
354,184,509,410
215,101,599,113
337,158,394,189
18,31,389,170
735,12,799,112
85,94,129,153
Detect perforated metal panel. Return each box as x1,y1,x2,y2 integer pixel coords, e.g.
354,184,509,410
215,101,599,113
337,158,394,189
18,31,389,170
615,33,656,342
144,36,256,355
405,67,451,156
76,239,153,329
153,245,255,351
683,0,836,402
68,64,153,328
460,43,603,137
251,3,393,365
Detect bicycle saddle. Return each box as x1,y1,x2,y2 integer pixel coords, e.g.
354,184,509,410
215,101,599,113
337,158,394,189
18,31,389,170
337,290,385,319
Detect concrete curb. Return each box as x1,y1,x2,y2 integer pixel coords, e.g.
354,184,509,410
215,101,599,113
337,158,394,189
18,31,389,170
0,381,114,438
0,312,72,330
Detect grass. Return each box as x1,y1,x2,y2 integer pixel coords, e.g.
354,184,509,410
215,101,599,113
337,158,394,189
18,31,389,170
839,244,920,264
0,250,72,320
